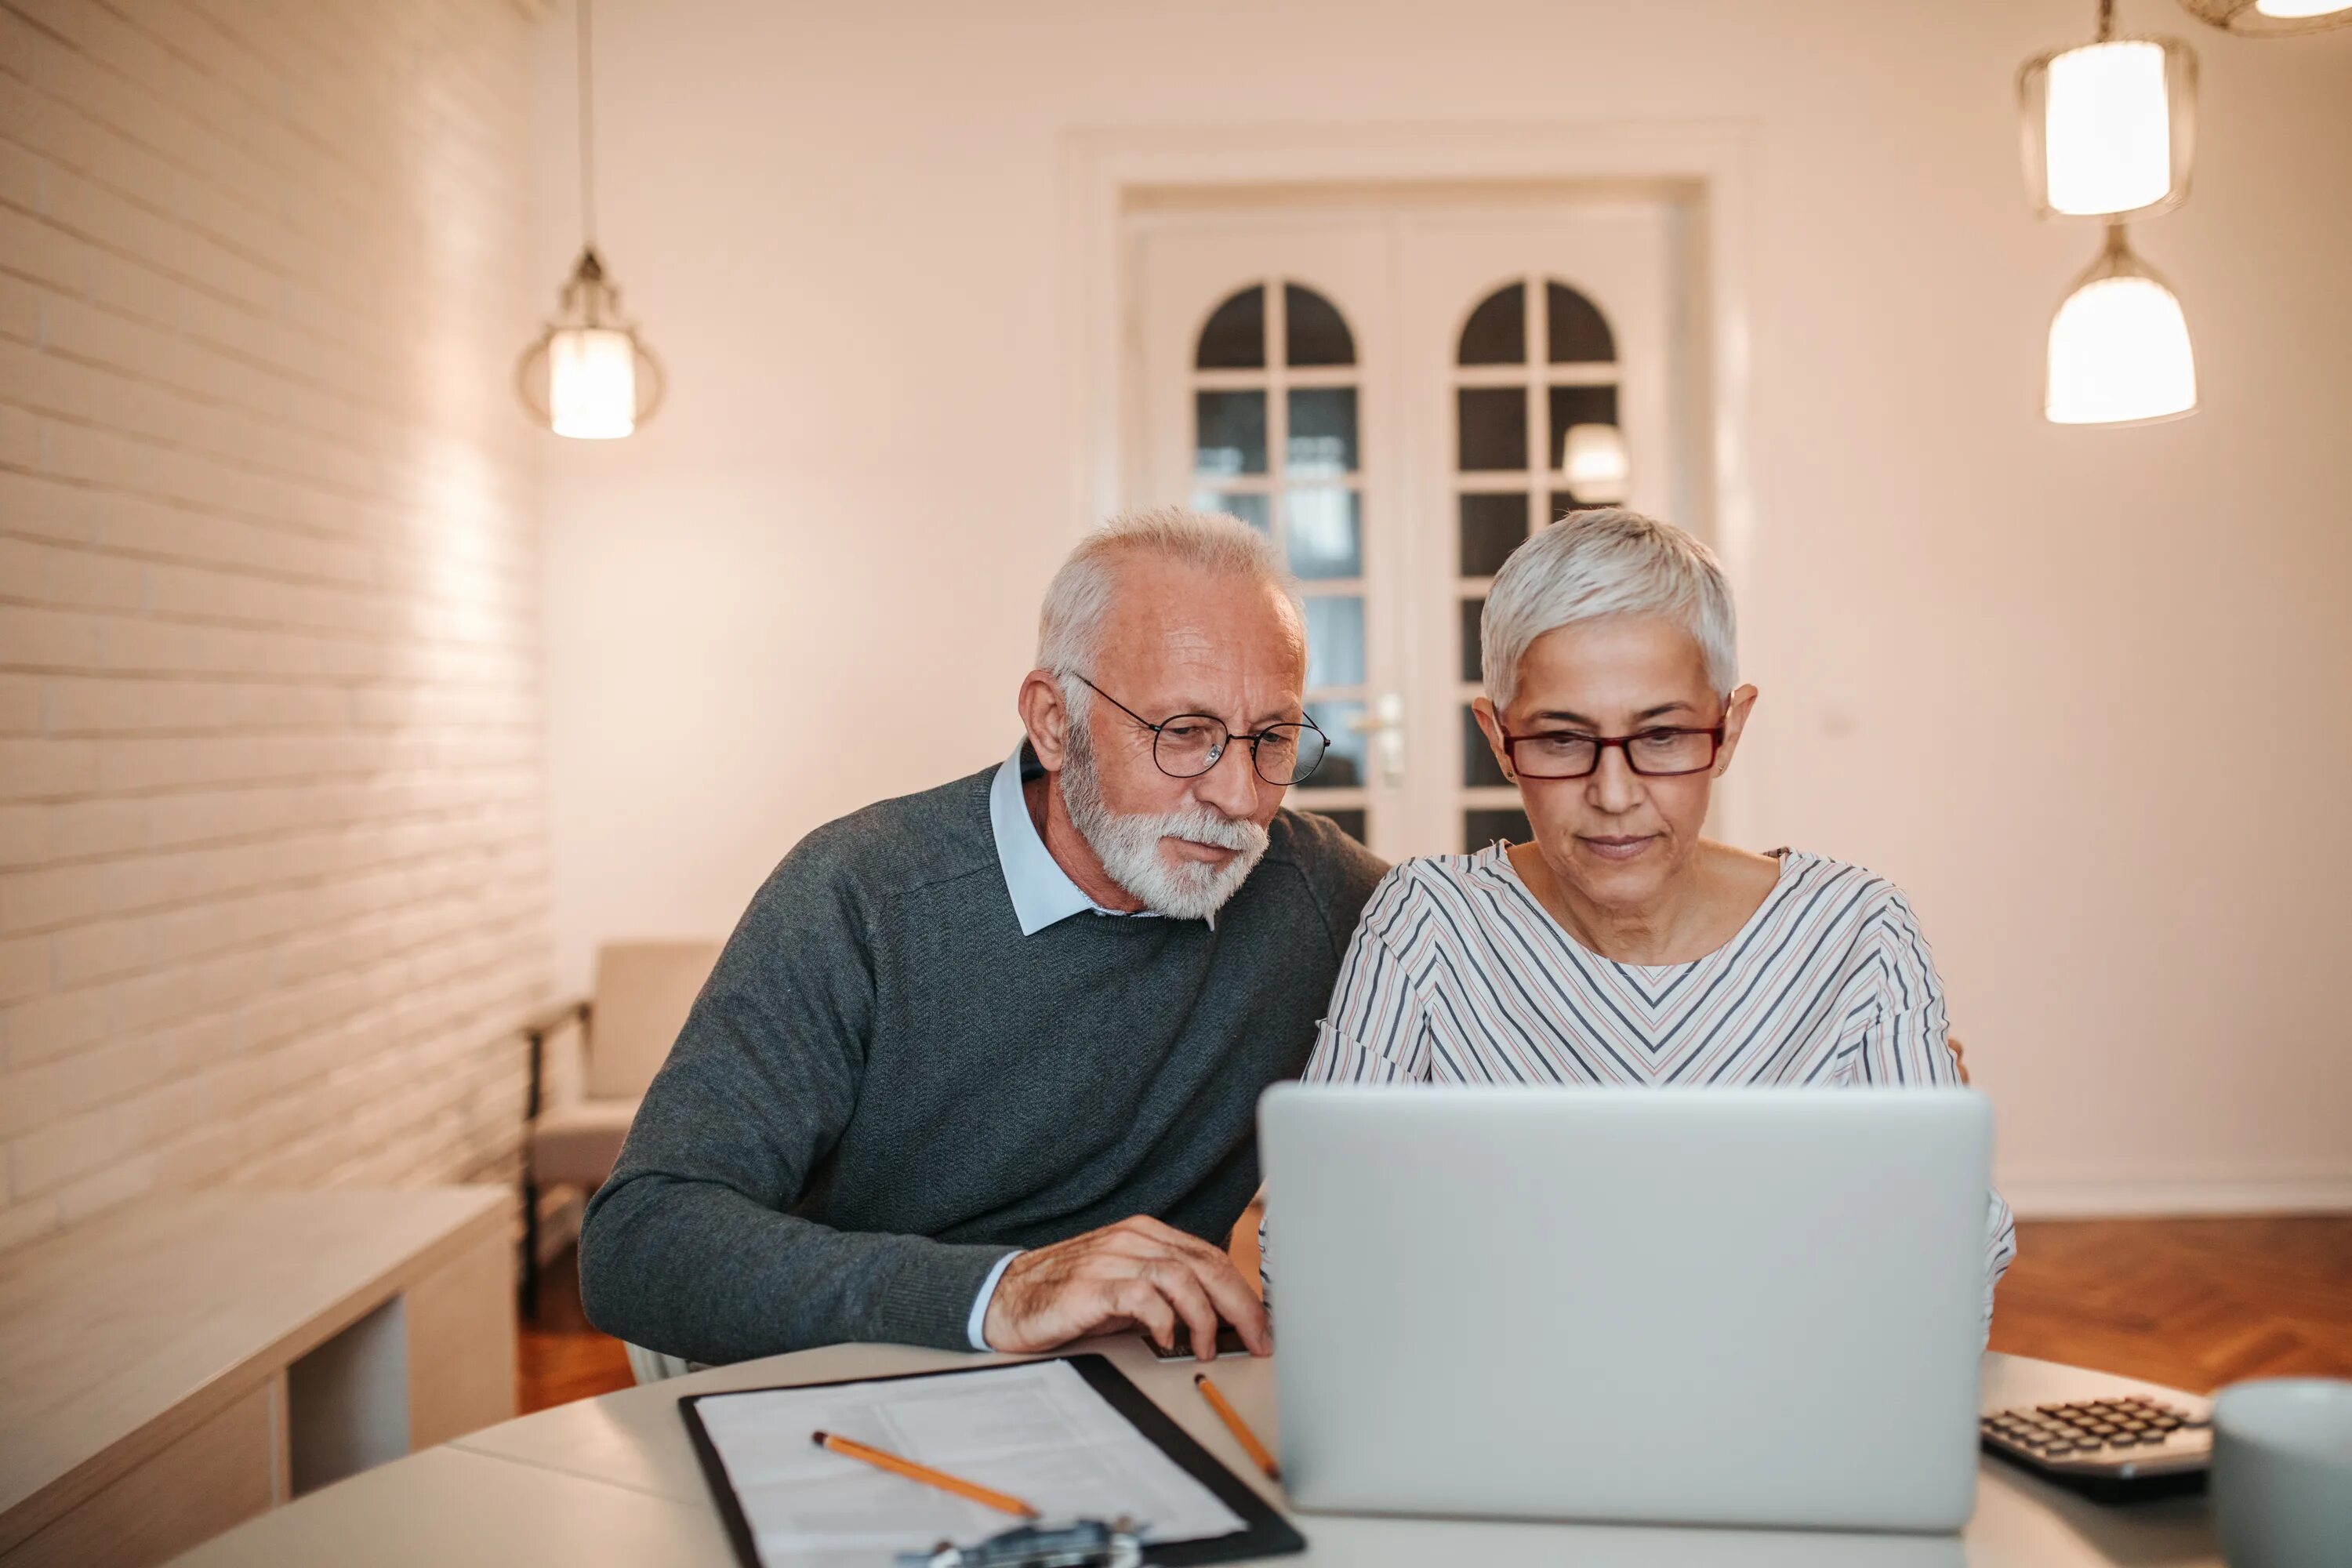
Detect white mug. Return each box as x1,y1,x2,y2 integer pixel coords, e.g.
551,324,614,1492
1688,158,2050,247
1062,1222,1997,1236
2211,1377,2352,1568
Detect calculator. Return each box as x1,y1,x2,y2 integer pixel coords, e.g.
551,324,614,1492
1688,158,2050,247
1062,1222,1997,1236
1979,1392,2211,1501
1141,1325,1250,1361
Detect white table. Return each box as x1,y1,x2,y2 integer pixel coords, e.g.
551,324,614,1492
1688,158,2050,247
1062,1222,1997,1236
168,1341,2219,1566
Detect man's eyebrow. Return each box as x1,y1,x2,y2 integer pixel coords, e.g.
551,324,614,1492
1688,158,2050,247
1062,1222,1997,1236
1635,701,1697,721
1160,697,1304,729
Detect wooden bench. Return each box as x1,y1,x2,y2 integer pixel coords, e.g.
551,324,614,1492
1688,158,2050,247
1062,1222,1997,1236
0,1187,514,1568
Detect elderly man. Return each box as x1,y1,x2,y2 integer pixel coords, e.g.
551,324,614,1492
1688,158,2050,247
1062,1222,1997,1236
579,507,1385,1366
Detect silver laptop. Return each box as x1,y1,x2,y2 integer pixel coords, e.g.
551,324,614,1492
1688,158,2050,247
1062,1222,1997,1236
1258,1085,1992,1533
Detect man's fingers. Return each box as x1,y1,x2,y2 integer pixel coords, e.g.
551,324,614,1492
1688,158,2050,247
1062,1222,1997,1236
1143,1259,1223,1362
1112,1278,1179,1352
1176,1248,1272,1355
1001,1218,1273,1359
1103,1219,1269,1354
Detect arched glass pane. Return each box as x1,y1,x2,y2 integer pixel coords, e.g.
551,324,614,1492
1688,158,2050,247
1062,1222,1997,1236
1287,387,1357,476
1462,706,1509,787
1315,807,1368,842
1465,806,1532,848
1196,285,1266,369
1305,597,1365,688
1458,282,1525,365
1547,385,1620,476
1457,387,1527,471
1192,491,1271,534
1304,701,1367,791
1550,490,1612,521
1546,281,1616,363
1286,488,1361,579
1194,390,1267,475
1459,492,1528,576
1284,283,1356,366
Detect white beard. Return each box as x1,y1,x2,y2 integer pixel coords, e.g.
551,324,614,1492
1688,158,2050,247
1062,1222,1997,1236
1060,720,1269,922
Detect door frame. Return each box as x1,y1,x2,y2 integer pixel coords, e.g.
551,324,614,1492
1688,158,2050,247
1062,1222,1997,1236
1062,120,1763,844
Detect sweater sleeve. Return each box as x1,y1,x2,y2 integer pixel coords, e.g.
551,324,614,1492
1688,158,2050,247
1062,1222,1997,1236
578,830,1015,1363
1853,891,2019,1337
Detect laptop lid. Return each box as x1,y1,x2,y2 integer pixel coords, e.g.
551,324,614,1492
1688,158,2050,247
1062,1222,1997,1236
1258,1085,1991,1533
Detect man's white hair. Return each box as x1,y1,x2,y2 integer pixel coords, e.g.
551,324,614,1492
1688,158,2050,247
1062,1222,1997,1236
1036,506,1304,718
1481,509,1737,709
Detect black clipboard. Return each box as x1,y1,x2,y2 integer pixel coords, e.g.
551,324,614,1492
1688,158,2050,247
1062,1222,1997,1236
679,1353,1305,1566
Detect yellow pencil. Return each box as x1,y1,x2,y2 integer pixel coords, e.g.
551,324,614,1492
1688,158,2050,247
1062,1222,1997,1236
811,1430,1040,1519
1194,1374,1283,1483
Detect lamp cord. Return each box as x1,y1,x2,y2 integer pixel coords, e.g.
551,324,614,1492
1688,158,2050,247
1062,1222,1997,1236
577,0,597,249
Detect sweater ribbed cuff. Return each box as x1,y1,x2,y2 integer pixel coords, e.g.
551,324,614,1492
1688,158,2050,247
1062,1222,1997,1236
872,1240,1022,1352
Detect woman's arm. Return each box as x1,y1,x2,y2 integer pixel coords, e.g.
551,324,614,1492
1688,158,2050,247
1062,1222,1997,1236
1261,878,1432,1305
1856,891,2019,1334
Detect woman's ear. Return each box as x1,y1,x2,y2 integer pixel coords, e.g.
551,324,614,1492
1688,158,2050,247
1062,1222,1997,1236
1018,670,1070,771
1713,684,1760,777
1472,696,1515,782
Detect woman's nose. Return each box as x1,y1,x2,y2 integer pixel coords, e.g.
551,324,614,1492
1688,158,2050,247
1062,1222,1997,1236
1586,746,1644,811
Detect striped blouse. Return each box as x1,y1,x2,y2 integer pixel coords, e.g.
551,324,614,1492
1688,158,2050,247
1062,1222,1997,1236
1269,844,2017,1322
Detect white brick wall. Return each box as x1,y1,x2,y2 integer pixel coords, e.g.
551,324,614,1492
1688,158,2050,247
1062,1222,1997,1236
0,0,550,1252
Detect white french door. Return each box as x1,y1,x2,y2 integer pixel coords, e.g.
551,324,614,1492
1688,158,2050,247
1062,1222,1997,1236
1131,198,1682,860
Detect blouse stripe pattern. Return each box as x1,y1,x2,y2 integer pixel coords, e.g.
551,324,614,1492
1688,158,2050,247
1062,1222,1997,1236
1270,844,2017,1323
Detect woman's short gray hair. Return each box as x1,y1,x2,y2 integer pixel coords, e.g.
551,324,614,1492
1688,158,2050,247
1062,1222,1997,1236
1481,509,1737,709
1036,506,1303,695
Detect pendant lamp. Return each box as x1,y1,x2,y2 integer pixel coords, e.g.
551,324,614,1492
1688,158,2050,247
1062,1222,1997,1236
517,0,664,439
1558,424,1631,504
2045,225,2198,426
2019,0,2197,220
2177,0,2352,35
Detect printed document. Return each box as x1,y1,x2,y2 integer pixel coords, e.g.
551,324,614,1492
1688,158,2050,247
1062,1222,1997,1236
693,1359,1247,1566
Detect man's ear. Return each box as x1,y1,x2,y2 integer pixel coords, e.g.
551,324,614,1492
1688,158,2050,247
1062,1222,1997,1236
1018,670,1070,771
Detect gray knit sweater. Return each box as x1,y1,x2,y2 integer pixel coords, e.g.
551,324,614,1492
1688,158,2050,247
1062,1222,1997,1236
578,756,1387,1364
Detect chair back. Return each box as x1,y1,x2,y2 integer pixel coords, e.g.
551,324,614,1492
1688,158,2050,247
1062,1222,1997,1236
586,941,722,1101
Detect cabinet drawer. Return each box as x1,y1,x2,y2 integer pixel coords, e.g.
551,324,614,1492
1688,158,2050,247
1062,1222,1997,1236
2,1384,276,1568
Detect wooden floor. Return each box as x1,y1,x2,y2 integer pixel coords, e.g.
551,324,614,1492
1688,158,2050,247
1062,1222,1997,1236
517,1244,634,1414
517,1213,2352,1415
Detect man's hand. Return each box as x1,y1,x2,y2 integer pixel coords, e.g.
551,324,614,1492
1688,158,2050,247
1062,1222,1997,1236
1949,1033,1971,1085
982,1215,1270,1361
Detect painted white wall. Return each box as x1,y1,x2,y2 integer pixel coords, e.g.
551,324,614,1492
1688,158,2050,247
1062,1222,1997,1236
535,0,2352,1213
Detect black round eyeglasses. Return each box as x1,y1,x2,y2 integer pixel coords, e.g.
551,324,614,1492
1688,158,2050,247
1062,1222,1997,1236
1069,673,1329,787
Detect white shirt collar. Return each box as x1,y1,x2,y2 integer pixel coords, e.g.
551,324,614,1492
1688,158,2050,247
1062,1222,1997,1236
991,742,1189,937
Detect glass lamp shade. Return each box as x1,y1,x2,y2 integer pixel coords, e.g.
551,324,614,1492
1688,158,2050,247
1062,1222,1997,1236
2018,35,2196,220
1559,423,1631,503
516,249,665,439
2178,0,2352,34
548,329,637,438
2045,228,2198,426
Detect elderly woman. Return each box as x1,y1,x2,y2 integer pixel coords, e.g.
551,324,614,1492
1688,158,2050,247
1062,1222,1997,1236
1277,509,2015,1323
